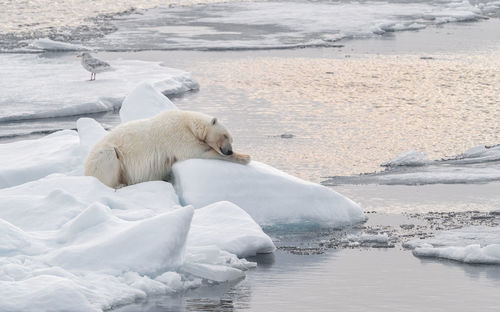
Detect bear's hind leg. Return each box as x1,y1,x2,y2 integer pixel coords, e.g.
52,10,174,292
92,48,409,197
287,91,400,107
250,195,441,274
86,147,126,188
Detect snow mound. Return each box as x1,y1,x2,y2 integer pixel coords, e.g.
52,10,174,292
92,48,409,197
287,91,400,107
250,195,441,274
404,226,500,264
173,159,365,227
120,82,178,124
0,54,198,122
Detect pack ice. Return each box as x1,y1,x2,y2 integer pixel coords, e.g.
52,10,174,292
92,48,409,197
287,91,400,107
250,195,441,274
0,82,363,311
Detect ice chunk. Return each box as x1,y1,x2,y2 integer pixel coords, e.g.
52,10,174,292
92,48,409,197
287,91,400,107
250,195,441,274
404,226,500,249
0,130,81,189
76,117,107,154
47,206,194,275
172,159,365,227
413,244,500,264
381,150,427,167
405,226,500,264
56,203,113,244
0,176,180,231
0,54,198,122
181,262,245,283
188,201,275,257
120,82,178,124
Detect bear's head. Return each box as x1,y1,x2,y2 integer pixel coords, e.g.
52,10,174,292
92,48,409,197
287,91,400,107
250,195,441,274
206,117,234,156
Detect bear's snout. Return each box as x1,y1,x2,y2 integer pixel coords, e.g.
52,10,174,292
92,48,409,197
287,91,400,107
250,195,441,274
220,147,233,156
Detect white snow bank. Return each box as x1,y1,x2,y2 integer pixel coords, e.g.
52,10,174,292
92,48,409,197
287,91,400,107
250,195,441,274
173,159,365,227
404,226,500,264
29,38,91,51
0,54,198,122
120,82,178,124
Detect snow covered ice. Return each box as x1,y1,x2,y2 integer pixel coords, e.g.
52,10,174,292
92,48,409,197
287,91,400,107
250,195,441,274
0,80,367,311
324,145,500,185
173,160,365,227
82,0,493,51
0,54,198,122
405,226,500,264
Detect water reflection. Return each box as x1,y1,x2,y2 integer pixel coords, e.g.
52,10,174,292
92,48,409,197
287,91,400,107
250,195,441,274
172,53,500,182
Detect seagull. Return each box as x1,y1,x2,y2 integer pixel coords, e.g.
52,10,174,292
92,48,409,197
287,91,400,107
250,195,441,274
77,52,112,81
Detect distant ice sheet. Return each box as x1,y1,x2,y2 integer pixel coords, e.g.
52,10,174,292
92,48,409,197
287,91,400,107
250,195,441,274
85,0,489,51
0,54,198,122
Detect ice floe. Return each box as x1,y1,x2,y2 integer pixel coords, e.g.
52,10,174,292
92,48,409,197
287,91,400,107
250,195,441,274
83,0,489,51
0,54,198,122
0,79,369,310
173,159,365,227
323,145,500,186
404,226,500,264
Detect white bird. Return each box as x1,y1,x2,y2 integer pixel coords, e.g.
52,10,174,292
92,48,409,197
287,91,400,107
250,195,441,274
77,52,112,81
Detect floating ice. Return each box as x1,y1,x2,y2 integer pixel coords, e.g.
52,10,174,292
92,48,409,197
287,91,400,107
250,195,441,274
381,151,427,167
344,233,389,244
120,82,178,124
323,145,500,185
412,244,500,264
0,71,372,309
188,201,276,257
83,1,488,51
0,131,81,189
0,173,273,311
173,159,365,227
404,226,500,264
0,54,198,122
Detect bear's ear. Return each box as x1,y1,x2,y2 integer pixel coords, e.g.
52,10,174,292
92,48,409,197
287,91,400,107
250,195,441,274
211,117,217,126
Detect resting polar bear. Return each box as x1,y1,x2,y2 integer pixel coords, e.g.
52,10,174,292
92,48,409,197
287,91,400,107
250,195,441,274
85,110,250,188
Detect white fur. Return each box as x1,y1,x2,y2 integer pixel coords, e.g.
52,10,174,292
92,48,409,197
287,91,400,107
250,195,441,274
85,110,249,188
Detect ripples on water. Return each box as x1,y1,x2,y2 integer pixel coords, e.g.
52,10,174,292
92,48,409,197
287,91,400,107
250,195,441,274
171,53,500,181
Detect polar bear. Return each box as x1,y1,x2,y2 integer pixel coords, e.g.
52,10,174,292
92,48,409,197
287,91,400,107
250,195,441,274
85,110,250,188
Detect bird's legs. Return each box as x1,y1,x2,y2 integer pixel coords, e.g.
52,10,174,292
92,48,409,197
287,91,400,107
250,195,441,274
90,73,96,81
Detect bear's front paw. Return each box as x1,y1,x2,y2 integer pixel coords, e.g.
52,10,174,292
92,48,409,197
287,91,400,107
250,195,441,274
234,153,251,164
